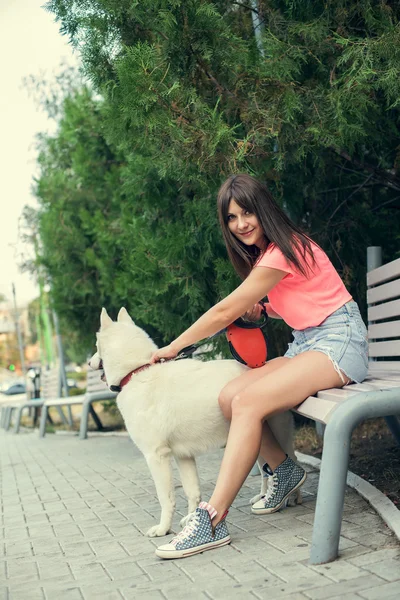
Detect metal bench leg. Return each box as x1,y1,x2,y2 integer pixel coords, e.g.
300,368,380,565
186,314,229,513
1,407,8,429
384,415,400,446
310,389,400,565
79,399,91,440
39,405,49,438
33,406,40,427
55,406,69,425
315,422,326,440
13,406,25,434
66,405,74,427
1,407,7,429
5,406,14,431
89,405,104,431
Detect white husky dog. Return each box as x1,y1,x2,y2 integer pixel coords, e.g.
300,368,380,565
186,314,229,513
89,307,298,537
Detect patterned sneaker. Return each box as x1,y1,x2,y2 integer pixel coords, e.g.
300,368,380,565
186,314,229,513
155,502,231,559
251,456,306,515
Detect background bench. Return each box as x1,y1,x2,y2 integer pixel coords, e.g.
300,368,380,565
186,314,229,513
39,369,116,438
0,367,63,432
294,246,400,564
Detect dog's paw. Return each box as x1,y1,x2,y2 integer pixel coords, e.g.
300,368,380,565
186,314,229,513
146,524,171,537
249,493,263,505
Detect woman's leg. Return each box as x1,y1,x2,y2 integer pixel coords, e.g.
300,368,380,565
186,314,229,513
209,350,350,523
219,357,291,420
219,357,291,470
155,351,351,559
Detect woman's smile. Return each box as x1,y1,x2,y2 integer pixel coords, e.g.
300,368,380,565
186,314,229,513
238,228,255,237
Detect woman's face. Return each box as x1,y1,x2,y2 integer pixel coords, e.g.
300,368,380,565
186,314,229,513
227,199,265,249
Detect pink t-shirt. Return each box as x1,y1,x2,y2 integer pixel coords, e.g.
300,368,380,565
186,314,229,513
255,240,352,330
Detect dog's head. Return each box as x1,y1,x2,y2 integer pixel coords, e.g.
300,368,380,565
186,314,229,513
88,307,158,390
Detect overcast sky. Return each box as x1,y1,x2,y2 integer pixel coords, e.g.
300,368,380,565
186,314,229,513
0,1,78,307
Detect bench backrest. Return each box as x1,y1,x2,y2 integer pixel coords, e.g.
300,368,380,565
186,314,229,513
41,366,62,400
86,368,110,394
367,256,400,373
40,367,111,398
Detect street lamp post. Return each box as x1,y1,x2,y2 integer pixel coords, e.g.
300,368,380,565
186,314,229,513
11,283,26,376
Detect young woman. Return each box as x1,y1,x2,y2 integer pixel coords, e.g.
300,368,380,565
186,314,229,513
150,173,368,559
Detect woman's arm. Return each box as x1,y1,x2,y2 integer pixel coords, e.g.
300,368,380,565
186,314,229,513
150,266,286,362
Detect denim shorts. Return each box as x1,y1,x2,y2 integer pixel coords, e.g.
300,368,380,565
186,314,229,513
284,301,369,384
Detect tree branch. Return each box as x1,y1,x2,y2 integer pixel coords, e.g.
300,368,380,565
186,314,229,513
325,173,374,227
331,147,400,193
371,195,400,212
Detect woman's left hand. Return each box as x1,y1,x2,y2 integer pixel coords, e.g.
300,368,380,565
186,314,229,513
150,344,179,364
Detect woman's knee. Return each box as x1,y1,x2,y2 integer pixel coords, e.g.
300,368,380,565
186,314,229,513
218,387,233,419
231,393,262,420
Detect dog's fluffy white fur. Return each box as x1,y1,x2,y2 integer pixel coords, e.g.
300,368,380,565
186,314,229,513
89,307,297,537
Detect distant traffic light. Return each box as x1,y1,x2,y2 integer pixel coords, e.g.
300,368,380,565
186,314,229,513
8,364,15,371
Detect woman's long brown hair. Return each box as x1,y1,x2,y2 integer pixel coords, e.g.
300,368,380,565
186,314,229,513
217,173,315,280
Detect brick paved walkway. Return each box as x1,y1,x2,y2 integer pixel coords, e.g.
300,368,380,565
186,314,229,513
0,430,399,599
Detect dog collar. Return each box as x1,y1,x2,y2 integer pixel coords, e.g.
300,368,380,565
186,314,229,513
110,363,151,393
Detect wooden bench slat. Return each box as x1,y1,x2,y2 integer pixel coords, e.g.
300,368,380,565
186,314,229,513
317,386,376,401
367,279,400,304
367,257,400,286
294,396,335,424
87,382,109,392
369,340,400,357
295,376,400,425
368,298,400,321
360,379,400,390
319,380,400,399
368,321,400,340
43,397,85,407
86,370,109,394
367,361,400,373
366,370,400,381
315,389,349,400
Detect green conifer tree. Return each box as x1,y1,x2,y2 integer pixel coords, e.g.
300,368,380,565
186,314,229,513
30,0,400,356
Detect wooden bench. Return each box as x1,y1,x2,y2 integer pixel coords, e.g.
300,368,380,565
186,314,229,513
1,367,63,432
39,369,116,438
294,246,400,564
0,392,27,429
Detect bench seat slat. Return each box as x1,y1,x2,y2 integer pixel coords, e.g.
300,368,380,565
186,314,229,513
359,379,400,390
294,396,334,424
295,377,400,424
316,384,388,402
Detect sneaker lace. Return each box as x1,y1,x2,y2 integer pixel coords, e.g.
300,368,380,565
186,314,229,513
262,473,278,502
172,512,201,544
180,511,195,528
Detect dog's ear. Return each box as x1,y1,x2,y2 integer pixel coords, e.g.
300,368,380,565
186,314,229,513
117,307,134,325
100,307,113,329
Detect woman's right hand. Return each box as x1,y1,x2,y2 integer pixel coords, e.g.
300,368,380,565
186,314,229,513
150,343,179,364
242,303,263,322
